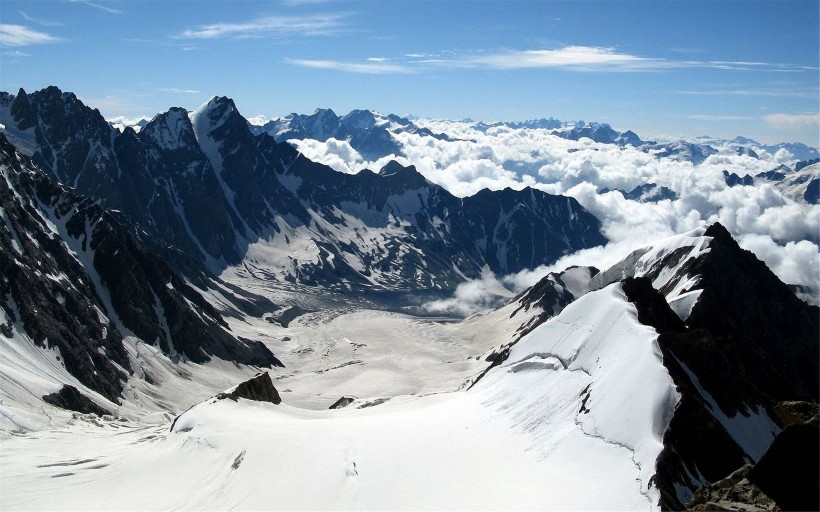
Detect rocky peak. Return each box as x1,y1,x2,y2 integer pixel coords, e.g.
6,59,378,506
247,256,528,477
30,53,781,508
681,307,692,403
140,107,197,151
341,109,377,131
190,96,243,137
376,161,425,184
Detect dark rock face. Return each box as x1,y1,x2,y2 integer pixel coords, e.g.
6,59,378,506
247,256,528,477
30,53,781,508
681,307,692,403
756,166,789,182
747,413,819,511
734,146,760,159
723,170,755,187
1,135,130,401
0,134,282,402
1,87,606,293
773,400,818,427
42,385,112,416
615,223,819,510
685,402,819,511
622,183,679,202
621,277,685,334
795,157,820,172
685,465,777,512
509,266,599,338
217,372,281,404
329,396,356,409
687,223,818,402
804,177,819,204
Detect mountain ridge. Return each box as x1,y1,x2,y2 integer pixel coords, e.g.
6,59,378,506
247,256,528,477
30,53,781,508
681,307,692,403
0,86,606,294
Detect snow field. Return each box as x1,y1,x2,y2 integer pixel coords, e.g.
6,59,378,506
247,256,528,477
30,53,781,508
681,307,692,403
1,283,675,510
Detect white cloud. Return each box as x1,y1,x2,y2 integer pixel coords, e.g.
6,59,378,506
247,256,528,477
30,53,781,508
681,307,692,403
292,137,364,174
677,88,819,99
423,268,515,316
287,58,413,74
763,113,820,130
288,116,820,302
283,45,815,78
0,24,61,47
177,14,345,40
738,234,820,304
159,87,200,94
463,46,666,71
67,0,122,14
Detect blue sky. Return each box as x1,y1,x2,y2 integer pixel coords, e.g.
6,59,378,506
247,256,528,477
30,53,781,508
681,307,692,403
1,0,818,145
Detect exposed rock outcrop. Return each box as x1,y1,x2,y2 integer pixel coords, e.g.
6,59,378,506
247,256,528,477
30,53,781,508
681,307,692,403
747,403,819,511
612,224,818,510
217,372,282,404
42,385,112,416
685,465,777,512
0,133,282,403
329,396,356,409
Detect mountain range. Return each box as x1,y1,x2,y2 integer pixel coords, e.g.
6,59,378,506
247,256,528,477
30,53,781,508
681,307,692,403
0,86,817,511
0,87,605,294
243,109,819,165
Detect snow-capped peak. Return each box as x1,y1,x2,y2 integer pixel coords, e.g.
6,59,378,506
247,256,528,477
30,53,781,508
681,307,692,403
591,225,712,320
189,97,236,173
141,107,195,150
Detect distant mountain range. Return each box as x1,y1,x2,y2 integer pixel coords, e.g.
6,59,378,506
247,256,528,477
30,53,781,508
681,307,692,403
249,109,455,161
238,110,820,165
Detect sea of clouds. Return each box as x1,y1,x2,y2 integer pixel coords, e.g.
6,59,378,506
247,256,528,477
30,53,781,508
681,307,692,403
291,120,819,311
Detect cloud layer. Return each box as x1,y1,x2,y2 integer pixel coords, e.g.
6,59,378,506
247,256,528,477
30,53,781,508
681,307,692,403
292,119,820,309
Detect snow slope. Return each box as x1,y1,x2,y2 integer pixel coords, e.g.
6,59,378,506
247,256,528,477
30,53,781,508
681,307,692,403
0,283,676,511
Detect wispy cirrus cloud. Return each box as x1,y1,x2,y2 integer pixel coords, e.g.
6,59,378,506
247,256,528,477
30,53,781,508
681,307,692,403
676,87,819,99
160,87,201,94
67,0,123,14
446,46,668,71
3,49,32,57
0,24,62,47
289,46,817,75
687,114,755,121
288,46,662,74
436,48,817,72
18,11,63,27
176,14,346,40
279,0,337,5
287,58,413,74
